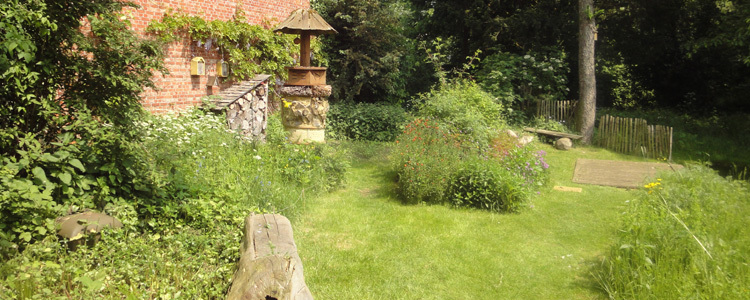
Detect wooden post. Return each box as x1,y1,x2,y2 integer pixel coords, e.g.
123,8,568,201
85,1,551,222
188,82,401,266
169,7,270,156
300,32,311,67
668,126,673,161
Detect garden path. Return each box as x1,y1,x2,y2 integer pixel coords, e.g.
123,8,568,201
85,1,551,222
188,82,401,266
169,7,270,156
573,159,683,188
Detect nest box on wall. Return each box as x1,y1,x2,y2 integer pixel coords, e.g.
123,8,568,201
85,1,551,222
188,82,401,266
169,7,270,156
190,57,205,76
217,60,229,78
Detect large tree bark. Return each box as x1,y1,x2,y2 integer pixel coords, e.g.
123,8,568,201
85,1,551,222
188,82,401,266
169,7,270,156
576,0,597,144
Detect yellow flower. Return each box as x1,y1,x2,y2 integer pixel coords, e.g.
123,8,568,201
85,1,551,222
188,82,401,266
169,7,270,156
283,100,291,108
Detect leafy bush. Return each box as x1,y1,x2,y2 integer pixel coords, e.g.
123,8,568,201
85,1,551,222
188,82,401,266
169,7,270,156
0,0,166,252
315,0,410,102
446,157,527,212
527,116,573,134
599,58,656,109
416,80,504,148
499,147,550,191
326,102,412,142
393,119,464,204
596,166,750,299
0,108,350,298
476,49,570,116
393,119,548,210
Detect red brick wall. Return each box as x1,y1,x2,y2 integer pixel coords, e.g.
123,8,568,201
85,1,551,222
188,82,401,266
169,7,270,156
125,0,309,113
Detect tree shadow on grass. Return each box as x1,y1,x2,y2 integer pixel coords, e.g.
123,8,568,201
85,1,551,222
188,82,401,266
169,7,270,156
371,167,401,201
573,255,611,299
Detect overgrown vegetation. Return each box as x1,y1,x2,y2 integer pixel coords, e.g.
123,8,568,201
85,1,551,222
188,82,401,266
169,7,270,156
0,109,348,298
392,81,548,212
476,49,570,119
414,80,504,148
147,10,311,80
596,166,750,299
314,0,414,102
326,102,412,142
1,0,166,252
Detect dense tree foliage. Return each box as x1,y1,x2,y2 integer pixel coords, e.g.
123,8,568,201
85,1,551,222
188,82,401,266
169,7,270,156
597,0,750,112
409,0,577,70
1,0,166,250
406,0,750,113
314,0,413,103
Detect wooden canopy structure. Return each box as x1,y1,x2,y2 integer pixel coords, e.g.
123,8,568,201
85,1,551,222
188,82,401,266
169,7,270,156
274,8,337,67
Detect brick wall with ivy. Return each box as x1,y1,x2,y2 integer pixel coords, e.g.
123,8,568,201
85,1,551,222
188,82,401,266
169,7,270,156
125,0,309,113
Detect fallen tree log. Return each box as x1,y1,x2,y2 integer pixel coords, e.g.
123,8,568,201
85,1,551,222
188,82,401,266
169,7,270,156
226,214,313,300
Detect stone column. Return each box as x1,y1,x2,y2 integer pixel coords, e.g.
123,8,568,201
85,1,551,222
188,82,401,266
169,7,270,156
280,67,331,143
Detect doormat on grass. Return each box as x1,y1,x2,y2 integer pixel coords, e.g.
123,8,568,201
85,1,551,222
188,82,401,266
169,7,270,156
573,159,683,189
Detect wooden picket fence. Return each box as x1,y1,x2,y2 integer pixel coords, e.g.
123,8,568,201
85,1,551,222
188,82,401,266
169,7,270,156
596,115,673,160
536,100,577,125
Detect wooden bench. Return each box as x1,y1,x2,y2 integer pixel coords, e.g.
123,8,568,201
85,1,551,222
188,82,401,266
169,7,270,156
523,127,583,140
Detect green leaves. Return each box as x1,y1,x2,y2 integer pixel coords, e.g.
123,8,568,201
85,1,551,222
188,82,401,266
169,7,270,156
147,12,296,80
57,172,72,185
326,102,412,142
446,157,526,213
69,159,85,172
31,167,47,183
315,0,409,102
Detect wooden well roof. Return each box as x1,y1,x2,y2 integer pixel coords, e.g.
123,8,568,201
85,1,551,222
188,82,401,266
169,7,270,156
273,8,337,35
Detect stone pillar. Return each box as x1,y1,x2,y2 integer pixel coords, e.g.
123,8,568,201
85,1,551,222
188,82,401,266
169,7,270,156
280,67,331,143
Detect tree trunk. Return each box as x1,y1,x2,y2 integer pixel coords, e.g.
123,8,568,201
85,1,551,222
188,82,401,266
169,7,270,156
576,0,597,144
226,214,313,300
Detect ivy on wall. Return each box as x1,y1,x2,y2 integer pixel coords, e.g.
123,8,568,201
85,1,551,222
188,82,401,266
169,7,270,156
147,10,324,80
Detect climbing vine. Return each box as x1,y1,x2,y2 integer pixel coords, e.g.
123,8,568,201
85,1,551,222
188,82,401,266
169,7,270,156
147,10,324,80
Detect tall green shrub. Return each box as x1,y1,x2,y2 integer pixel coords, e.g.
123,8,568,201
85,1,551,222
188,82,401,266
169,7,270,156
314,0,410,102
476,49,570,115
0,0,166,251
597,166,750,299
326,102,411,142
393,119,463,204
416,80,504,148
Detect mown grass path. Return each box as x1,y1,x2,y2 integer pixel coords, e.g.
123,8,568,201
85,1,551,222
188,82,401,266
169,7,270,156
294,143,637,299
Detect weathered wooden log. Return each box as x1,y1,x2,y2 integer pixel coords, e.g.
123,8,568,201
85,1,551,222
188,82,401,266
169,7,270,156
226,214,312,300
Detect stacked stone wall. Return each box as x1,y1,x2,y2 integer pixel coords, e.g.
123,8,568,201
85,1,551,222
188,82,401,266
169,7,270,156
226,85,268,140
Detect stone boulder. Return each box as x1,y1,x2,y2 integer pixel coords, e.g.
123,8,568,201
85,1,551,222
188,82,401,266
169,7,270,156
554,138,573,150
56,211,123,251
518,135,534,146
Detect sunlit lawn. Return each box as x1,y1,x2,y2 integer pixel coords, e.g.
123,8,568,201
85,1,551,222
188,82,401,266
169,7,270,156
294,142,639,299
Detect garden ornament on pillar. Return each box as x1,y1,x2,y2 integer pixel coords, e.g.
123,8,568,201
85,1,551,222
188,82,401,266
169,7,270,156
274,9,336,143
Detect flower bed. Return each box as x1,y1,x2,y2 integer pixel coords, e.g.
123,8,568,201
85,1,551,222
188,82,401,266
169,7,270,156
393,118,548,212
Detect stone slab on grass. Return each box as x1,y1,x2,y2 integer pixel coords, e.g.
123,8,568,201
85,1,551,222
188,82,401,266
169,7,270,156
573,158,683,189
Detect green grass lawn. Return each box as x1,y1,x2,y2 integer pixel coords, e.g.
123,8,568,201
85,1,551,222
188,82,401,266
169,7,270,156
294,142,640,299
